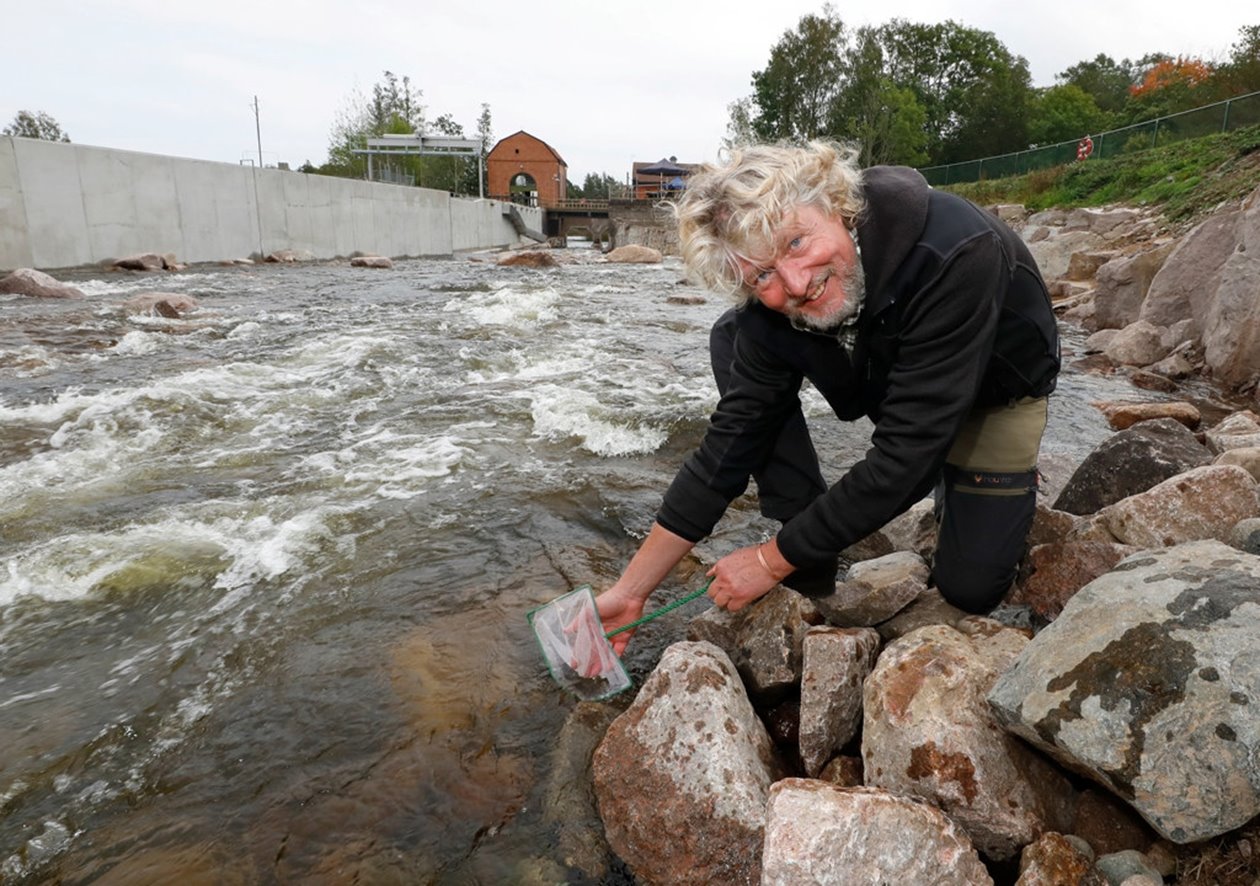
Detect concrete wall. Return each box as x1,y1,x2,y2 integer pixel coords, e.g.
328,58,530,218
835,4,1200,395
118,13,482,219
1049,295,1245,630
0,137,542,271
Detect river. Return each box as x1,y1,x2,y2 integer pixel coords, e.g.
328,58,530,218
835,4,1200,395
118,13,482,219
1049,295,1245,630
0,246,1167,883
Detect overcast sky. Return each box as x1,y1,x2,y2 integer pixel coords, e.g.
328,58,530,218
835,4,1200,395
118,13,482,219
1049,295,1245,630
3,1,1255,184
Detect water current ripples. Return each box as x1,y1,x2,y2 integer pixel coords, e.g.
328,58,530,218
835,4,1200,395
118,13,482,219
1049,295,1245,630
0,248,1193,882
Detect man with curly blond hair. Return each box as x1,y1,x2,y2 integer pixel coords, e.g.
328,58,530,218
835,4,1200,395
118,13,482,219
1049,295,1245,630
597,142,1059,649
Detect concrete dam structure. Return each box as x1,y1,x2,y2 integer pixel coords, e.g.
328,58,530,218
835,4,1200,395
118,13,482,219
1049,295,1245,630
0,137,542,271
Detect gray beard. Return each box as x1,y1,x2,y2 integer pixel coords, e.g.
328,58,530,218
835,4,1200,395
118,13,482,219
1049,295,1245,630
789,260,866,333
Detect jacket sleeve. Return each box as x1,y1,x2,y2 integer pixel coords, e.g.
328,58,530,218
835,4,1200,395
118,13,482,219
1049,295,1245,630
776,233,1007,567
656,328,805,542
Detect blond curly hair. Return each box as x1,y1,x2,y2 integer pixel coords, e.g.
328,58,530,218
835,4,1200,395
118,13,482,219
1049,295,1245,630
672,140,865,301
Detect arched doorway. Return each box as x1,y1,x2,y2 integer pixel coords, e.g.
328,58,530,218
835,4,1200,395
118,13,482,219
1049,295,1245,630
509,172,537,207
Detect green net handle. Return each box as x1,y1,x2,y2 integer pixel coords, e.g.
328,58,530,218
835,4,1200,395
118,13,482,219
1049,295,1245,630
604,576,714,638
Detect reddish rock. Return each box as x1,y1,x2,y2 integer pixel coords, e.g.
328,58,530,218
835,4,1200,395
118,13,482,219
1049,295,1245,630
0,268,85,299
1016,832,1103,886
497,250,558,268
1091,400,1201,431
1011,541,1137,621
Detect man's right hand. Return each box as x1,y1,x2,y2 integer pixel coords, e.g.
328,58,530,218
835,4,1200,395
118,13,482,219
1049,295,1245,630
594,586,646,656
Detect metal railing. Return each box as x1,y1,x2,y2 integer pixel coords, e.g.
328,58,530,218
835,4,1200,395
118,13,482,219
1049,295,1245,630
920,89,1260,186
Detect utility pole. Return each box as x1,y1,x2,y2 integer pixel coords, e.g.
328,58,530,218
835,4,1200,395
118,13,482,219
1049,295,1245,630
253,96,263,169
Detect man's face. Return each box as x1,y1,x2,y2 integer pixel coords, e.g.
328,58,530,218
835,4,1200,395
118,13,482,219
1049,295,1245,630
738,204,864,332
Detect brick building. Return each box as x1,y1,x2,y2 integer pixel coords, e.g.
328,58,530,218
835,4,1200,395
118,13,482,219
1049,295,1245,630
486,131,568,207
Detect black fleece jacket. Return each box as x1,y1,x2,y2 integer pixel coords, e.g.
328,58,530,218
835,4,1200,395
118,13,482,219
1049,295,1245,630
656,166,1060,568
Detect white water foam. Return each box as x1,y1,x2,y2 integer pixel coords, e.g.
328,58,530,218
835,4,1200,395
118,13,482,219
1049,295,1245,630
527,385,667,456
442,286,561,328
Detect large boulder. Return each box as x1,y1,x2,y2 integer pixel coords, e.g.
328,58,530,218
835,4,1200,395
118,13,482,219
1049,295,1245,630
863,621,1075,859
1140,185,1260,386
1027,230,1105,281
0,268,85,299
988,540,1260,843
762,781,993,885
592,641,784,885
1091,241,1176,330
1053,417,1214,515
1072,464,1259,548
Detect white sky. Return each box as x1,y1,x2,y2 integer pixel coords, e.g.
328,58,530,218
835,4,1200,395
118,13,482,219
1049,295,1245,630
3,1,1255,183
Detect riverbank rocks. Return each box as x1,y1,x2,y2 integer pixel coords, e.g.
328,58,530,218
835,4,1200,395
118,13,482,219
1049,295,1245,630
1053,417,1213,515
264,248,316,263
863,621,1074,859
604,244,663,263
592,641,785,885
988,540,1260,843
1103,320,1170,367
111,252,177,271
0,268,85,299
1071,463,1260,548
350,254,393,268
761,781,993,885
1092,241,1176,331
1205,410,1260,453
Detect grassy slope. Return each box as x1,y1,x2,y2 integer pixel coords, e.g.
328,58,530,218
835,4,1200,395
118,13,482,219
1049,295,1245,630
942,123,1260,225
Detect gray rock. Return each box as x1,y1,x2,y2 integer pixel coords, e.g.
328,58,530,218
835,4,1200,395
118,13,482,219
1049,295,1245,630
798,626,881,776
1053,418,1213,515
592,641,784,885
988,540,1260,843
815,551,929,627
541,702,618,880
1228,517,1260,555
1205,411,1260,454
734,586,823,700
762,781,993,885
1103,320,1170,367
1092,241,1176,330
863,622,1075,860
1216,446,1260,482
875,588,968,642
1096,849,1164,885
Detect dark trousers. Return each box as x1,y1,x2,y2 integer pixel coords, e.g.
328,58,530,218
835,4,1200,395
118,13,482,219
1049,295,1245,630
709,309,1040,611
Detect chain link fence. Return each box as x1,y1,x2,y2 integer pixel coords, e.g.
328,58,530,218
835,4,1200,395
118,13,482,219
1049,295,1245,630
920,90,1260,186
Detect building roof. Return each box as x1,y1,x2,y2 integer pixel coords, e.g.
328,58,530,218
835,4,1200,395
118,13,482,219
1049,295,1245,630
487,130,567,168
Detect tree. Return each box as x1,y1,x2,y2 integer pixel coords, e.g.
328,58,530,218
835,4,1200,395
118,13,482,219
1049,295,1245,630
325,71,425,179
1215,24,1260,95
1057,54,1138,115
1027,84,1109,146
750,5,846,142
723,97,757,150
876,19,1033,164
3,110,70,142
827,28,929,166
